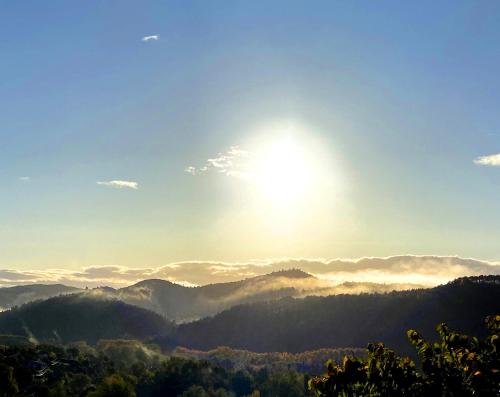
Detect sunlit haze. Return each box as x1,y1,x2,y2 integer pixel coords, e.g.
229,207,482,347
1,5,500,395
2,1,500,286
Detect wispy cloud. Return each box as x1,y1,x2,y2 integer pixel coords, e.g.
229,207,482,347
474,153,500,166
142,35,159,42
185,146,251,177
97,180,138,189
1,256,499,289
19,176,31,182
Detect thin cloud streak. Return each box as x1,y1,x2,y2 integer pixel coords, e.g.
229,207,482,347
97,180,138,189
142,35,159,42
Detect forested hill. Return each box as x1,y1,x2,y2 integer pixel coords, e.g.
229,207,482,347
0,269,424,322
168,276,500,355
0,276,497,352
114,269,315,322
0,295,172,344
0,284,81,310
109,269,423,322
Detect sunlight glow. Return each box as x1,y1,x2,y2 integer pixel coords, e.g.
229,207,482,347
216,121,347,241
250,137,315,206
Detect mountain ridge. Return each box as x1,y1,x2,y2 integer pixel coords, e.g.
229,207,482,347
0,269,426,322
165,275,500,355
0,294,172,344
0,284,81,311
0,276,497,352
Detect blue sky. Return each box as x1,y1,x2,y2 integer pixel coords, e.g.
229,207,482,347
2,1,500,270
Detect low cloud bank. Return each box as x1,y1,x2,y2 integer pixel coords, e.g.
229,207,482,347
0,256,499,289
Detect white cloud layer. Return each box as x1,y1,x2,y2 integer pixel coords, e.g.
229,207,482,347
0,256,499,289
474,153,500,166
19,176,31,182
97,180,138,189
142,35,159,42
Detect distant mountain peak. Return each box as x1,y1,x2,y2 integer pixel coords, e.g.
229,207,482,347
445,275,500,287
127,279,178,289
264,269,313,279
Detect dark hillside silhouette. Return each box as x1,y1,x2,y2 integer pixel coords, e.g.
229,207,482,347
168,276,500,355
0,295,172,344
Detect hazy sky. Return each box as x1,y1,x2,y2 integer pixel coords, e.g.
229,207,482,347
2,1,500,271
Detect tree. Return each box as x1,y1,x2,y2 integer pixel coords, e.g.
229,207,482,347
309,315,500,397
0,363,19,397
88,374,136,397
180,385,209,397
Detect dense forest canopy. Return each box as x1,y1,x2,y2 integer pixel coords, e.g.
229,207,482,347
0,276,498,357
0,295,173,345
0,276,498,396
0,269,427,322
0,315,498,396
169,276,500,355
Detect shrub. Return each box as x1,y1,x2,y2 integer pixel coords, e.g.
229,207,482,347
309,315,500,397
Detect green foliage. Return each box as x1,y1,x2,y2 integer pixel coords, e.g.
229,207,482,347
258,371,305,397
309,315,500,397
173,346,365,375
0,362,19,396
88,374,137,397
0,341,309,396
0,318,497,397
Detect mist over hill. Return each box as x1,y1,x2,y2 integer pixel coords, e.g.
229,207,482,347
86,269,426,322
0,295,172,344
110,269,313,322
167,276,500,355
0,276,498,355
0,269,424,322
0,284,81,311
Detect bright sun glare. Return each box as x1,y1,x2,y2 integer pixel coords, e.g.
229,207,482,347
251,137,314,205
240,123,333,211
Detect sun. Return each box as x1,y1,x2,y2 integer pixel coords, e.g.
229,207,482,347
248,135,318,207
